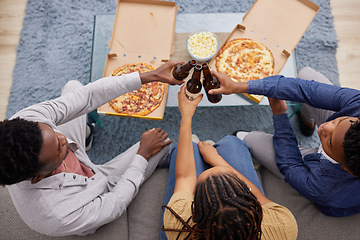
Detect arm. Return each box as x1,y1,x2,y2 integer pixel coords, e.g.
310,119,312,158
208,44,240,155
268,98,338,205
12,60,184,126
173,86,203,194
197,141,272,205
49,128,171,236
210,71,360,112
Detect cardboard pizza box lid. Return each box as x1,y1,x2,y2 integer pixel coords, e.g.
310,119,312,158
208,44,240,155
98,0,178,120
209,0,319,103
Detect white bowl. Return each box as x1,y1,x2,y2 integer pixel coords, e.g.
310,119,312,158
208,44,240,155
186,31,219,62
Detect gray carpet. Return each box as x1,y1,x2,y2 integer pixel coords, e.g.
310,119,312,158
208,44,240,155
7,0,338,164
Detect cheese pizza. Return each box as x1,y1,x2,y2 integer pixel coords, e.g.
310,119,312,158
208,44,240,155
215,38,274,82
109,63,165,116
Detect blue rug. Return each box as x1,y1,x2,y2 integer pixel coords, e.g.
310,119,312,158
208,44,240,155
8,0,338,164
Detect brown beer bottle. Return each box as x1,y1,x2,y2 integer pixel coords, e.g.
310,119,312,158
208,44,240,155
202,62,222,103
185,64,202,101
172,59,197,80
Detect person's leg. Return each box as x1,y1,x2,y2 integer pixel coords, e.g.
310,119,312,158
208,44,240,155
99,140,170,181
214,135,264,193
244,131,319,179
161,142,207,240
163,142,208,206
297,67,335,126
244,131,284,179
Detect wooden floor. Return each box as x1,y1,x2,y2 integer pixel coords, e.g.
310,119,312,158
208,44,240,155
0,0,359,121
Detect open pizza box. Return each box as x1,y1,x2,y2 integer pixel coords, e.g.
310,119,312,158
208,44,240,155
209,0,319,103
97,0,178,120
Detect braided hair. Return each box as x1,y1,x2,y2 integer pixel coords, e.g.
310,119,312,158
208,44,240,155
343,117,360,178
192,173,262,240
0,118,44,185
163,172,263,240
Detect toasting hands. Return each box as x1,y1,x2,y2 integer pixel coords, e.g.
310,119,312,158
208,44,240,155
208,71,249,95
140,60,185,85
178,85,203,120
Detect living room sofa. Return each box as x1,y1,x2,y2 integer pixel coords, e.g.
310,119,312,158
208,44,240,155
1,166,360,239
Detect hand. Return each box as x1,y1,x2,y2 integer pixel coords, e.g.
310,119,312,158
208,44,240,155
139,60,185,85
137,128,172,160
198,141,224,167
178,85,203,120
208,71,248,95
268,98,287,115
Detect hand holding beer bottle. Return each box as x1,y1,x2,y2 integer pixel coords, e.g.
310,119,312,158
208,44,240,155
172,59,197,81
185,64,203,101
202,62,222,103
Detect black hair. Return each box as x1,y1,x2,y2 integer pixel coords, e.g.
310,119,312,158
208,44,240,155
343,118,360,178
0,118,44,185
162,172,263,240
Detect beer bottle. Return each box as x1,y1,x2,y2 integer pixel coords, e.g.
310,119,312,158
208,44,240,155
202,62,222,103
172,59,197,80
185,64,202,101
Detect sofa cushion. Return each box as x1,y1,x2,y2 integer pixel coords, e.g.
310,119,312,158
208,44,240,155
128,168,169,240
0,184,128,240
259,165,360,240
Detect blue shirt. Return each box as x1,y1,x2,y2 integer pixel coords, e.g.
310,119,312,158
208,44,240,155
248,75,360,217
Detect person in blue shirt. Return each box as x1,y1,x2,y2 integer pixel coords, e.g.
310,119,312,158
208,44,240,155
209,67,360,217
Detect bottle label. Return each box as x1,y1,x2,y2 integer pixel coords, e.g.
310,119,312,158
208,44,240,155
185,88,201,101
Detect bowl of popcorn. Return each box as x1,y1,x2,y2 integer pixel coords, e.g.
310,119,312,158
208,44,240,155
186,31,219,62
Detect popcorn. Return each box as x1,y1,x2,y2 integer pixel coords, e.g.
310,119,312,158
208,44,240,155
187,31,218,59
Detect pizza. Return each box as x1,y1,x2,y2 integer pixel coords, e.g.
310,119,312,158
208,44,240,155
215,38,274,82
109,63,165,116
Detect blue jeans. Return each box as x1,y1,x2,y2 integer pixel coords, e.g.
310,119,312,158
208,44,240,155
160,135,264,240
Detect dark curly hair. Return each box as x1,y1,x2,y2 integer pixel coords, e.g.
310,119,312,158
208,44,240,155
162,172,263,240
343,118,360,178
0,118,44,185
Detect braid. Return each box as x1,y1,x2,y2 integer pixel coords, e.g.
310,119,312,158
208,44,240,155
192,173,262,240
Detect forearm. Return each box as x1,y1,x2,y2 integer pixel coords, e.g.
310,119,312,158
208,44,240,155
12,73,142,125
248,75,360,111
273,114,306,174
175,118,197,180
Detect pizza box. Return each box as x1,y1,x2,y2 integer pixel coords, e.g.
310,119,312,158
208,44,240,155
209,0,319,103
97,0,178,120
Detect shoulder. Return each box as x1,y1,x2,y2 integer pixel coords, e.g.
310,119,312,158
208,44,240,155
163,191,194,238
261,202,298,240
164,191,193,221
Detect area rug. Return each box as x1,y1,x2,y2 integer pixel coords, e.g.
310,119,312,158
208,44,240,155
7,0,338,164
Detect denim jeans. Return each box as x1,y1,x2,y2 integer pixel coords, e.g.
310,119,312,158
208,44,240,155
160,135,264,240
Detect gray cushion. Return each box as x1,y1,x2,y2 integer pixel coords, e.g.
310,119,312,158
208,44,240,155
3,166,360,239
128,168,169,240
0,183,128,240
259,165,360,240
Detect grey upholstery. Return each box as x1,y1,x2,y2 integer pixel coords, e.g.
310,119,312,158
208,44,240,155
2,167,360,239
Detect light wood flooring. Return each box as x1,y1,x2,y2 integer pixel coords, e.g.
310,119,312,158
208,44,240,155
0,0,359,121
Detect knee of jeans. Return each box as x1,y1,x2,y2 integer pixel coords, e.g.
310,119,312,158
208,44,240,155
216,135,248,148
61,80,83,94
297,66,316,78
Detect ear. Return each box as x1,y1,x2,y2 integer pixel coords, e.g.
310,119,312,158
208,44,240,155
31,174,45,184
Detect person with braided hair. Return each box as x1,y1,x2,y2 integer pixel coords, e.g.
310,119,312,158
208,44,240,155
161,85,298,240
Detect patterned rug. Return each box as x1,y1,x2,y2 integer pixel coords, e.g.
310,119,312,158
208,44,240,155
7,0,338,163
